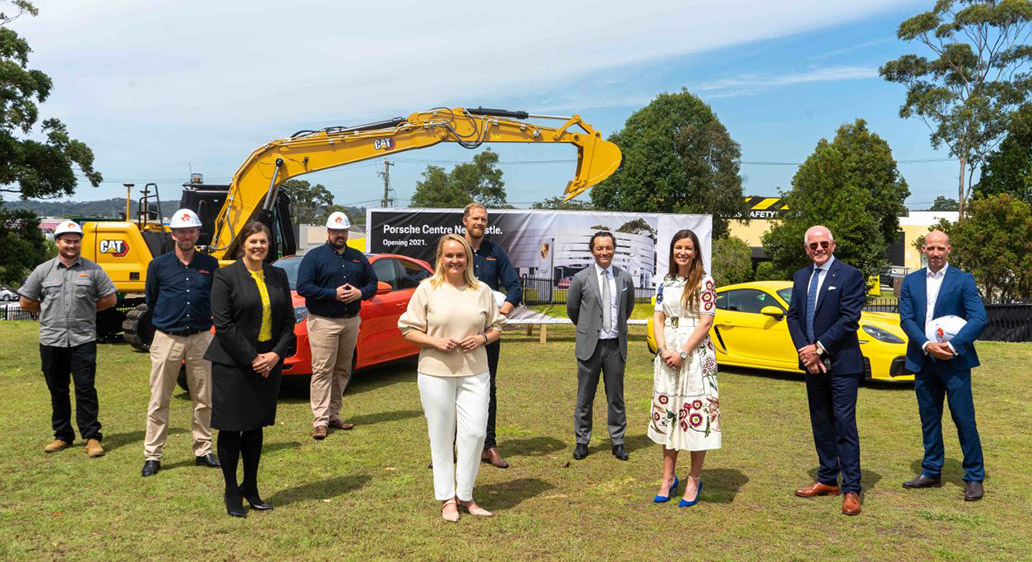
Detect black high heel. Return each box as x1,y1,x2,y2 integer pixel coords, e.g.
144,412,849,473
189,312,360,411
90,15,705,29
240,487,273,511
224,491,247,518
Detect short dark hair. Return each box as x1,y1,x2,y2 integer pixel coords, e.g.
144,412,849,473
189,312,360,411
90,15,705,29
236,221,271,258
588,231,616,251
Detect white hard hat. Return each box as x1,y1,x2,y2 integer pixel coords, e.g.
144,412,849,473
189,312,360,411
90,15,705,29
326,211,351,230
54,220,84,238
926,315,968,343
169,209,202,229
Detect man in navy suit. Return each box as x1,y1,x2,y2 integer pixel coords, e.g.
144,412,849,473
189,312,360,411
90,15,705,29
898,230,987,501
786,226,865,516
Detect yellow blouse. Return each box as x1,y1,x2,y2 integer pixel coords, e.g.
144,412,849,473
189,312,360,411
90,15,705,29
248,269,272,342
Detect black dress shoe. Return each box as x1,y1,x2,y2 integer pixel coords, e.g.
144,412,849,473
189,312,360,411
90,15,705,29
902,474,942,489
612,444,629,461
141,460,160,477
240,487,274,511
224,492,247,518
195,453,221,468
573,443,588,460
964,481,984,501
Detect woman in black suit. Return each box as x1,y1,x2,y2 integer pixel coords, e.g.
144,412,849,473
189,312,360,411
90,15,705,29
204,221,295,518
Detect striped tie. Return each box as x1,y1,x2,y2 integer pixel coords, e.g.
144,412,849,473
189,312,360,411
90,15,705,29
806,267,821,342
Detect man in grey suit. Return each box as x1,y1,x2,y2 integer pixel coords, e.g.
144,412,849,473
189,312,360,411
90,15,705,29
566,231,636,461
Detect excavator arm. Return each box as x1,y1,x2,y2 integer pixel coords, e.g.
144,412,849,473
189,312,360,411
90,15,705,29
209,107,622,259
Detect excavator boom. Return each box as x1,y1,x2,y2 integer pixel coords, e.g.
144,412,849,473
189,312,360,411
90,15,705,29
210,107,621,258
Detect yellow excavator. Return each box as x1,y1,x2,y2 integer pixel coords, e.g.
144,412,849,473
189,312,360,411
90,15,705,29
79,106,622,350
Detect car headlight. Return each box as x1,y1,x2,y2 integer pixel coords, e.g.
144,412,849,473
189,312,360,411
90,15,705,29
293,305,308,324
862,325,904,344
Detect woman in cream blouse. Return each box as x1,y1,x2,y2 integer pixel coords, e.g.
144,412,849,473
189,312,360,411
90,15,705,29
398,234,505,522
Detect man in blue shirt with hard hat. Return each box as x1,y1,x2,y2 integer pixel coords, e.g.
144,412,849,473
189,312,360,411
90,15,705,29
297,211,378,440
141,209,221,477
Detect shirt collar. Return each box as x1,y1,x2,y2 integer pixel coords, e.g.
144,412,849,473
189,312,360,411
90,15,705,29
594,263,612,277
813,255,835,273
927,262,949,279
56,256,84,269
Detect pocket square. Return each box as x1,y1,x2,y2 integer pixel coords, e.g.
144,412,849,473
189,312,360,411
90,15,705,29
827,286,837,291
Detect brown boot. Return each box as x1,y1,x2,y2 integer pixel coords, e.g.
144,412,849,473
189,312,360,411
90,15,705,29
327,419,354,430
313,425,327,440
44,439,70,453
85,438,105,458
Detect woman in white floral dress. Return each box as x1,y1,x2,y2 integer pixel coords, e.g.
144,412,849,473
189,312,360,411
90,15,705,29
648,229,719,507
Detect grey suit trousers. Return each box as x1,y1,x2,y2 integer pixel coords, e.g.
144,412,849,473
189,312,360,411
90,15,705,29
574,338,626,445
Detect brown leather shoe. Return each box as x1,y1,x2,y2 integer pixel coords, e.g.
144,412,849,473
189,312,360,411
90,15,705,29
44,439,70,453
313,425,327,440
328,419,354,430
842,492,861,515
481,447,509,469
85,438,105,458
795,482,840,497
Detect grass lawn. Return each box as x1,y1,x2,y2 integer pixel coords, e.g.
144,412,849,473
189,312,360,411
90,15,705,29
1,321,1030,562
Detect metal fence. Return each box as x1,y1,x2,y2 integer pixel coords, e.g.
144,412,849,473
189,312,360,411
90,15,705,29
0,303,37,321
520,276,653,306
863,298,1032,343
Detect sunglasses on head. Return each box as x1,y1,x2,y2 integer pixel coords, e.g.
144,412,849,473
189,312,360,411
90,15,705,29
808,241,831,250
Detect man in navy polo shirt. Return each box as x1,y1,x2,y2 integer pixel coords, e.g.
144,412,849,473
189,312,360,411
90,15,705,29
141,209,221,477
463,203,522,468
297,211,378,440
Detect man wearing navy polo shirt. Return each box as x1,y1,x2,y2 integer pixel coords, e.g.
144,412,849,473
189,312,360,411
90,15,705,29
298,211,378,440
141,209,221,477
463,203,522,468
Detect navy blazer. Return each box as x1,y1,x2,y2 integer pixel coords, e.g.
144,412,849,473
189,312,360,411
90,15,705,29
786,258,865,374
898,265,987,373
203,259,296,367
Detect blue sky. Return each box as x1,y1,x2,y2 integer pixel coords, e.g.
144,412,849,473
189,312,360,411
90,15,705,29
15,0,959,210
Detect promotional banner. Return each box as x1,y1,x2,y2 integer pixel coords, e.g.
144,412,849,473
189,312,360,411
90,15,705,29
368,208,711,290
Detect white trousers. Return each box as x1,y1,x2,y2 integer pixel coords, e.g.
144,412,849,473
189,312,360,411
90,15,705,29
418,371,489,502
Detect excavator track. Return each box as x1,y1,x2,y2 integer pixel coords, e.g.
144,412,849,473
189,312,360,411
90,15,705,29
123,304,155,352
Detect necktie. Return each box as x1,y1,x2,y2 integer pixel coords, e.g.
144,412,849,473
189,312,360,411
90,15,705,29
806,266,820,342
602,269,612,333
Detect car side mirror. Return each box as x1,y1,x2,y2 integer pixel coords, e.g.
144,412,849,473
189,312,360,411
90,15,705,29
760,306,784,319
376,281,392,295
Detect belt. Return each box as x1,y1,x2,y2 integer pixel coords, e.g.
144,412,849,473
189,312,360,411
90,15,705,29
164,329,204,337
312,311,360,319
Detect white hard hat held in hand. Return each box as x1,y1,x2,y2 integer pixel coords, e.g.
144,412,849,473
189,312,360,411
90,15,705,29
54,220,84,238
326,211,351,230
925,315,967,343
169,209,202,229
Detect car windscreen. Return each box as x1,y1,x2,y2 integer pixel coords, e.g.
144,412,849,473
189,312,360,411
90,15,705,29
273,257,302,290
777,288,793,305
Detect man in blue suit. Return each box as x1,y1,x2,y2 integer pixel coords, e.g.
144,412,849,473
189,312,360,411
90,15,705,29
898,230,987,501
786,226,866,516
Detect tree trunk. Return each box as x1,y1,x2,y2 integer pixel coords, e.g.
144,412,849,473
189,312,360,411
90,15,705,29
958,156,967,218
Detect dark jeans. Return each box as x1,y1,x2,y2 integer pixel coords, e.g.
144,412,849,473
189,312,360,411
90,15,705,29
484,340,500,449
40,342,102,443
914,362,984,482
805,371,861,494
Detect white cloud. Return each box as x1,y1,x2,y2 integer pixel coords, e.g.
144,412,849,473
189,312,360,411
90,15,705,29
691,66,880,98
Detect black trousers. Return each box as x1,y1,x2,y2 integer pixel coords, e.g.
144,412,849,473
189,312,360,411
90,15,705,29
40,342,102,443
805,371,862,494
484,340,500,449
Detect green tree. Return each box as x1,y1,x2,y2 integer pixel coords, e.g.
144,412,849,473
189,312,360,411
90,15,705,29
926,194,1032,300
753,261,780,281
880,0,1032,216
0,2,102,285
409,150,506,208
711,236,753,286
281,179,333,225
929,195,960,211
762,120,909,281
531,196,594,210
976,105,1032,205
589,89,748,239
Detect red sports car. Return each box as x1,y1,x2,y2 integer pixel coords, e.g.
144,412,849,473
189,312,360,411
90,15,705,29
273,253,433,376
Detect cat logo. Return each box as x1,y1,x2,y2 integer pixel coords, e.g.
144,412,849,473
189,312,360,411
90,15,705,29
374,138,396,151
99,239,130,257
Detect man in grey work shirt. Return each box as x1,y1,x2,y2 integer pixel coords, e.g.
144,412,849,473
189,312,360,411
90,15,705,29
19,220,117,457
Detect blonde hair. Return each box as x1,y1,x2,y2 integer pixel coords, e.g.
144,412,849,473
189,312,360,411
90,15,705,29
429,234,479,289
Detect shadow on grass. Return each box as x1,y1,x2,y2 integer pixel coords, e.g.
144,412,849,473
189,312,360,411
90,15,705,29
103,428,186,453
502,436,565,457
699,468,749,503
908,457,981,486
348,409,422,426
476,477,555,511
265,440,302,454
267,474,372,507
806,467,884,492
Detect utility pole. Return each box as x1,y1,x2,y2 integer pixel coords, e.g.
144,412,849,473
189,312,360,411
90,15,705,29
378,160,395,207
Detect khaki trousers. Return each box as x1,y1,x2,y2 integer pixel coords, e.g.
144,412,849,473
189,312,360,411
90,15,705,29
144,330,214,460
308,314,361,428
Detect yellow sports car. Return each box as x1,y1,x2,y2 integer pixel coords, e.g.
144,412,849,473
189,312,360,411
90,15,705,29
646,281,912,383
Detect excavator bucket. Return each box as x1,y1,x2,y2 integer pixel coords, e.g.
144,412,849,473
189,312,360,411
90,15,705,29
563,131,622,201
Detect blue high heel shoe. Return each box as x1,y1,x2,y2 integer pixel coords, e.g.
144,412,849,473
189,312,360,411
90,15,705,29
678,480,703,508
653,476,679,503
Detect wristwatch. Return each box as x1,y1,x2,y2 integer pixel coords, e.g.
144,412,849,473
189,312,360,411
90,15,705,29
679,350,688,360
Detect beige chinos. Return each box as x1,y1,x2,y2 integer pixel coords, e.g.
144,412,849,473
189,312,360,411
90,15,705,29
144,330,214,460
308,314,361,428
